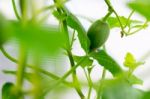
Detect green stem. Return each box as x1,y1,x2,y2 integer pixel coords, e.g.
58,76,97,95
87,82,92,99
12,0,21,20
70,30,76,47
101,69,106,80
126,20,149,36
61,9,85,98
0,46,17,63
124,10,135,28
19,0,28,23
43,56,88,96
83,69,93,99
19,0,25,18
0,46,72,87
97,45,107,99
96,68,106,99
67,50,85,99
53,0,85,98
102,11,113,22
104,0,125,37
127,26,131,34
16,45,27,96
60,19,71,50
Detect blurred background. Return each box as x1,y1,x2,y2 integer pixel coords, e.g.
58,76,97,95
0,0,150,99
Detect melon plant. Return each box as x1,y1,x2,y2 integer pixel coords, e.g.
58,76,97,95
0,0,150,99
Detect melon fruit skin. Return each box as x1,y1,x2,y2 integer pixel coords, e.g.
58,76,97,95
87,20,110,51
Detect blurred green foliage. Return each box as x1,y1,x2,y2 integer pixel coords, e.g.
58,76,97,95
0,15,64,55
2,82,19,99
128,0,150,20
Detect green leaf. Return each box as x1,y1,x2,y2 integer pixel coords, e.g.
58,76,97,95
124,52,136,67
52,7,90,53
91,50,123,76
101,78,143,99
124,52,144,70
106,16,142,28
73,55,93,68
66,14,90,53
128,0,150,20
2,82,18,99
63,7,90,53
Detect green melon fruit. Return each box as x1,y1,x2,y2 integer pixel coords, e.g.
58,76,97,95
87,20,110,51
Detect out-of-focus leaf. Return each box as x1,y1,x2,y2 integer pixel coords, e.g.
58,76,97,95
142,91,150,99
2,71,59,98
106,16,142,28
1,19,64,55
101,78,143,99
128,0,150,20
91,50,123,76
2,82,18,99
128,75,143,85
124,52,144,70
73,55,93,68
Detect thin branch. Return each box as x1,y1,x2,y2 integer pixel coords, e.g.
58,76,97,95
104,0,125,37
124,10,135,28
12,0,21,20
70,30,76,47
127,20,149,36
102,11,113,22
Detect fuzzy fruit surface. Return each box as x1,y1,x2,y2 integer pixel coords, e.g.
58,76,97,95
87,20,110,51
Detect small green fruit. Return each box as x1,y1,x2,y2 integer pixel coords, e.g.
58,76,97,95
87,20,110,51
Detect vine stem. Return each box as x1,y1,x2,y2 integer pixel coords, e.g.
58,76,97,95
52,0,85,98
96,68,106,99
16,45,27,97
43,56,88,96
83,69,93,99
124,10,135,28
102,11,113,22
96,45,107,99
126,20,149,36
104,0,125,37
67,50,85,99
70,30,76,47
12,0,21,20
